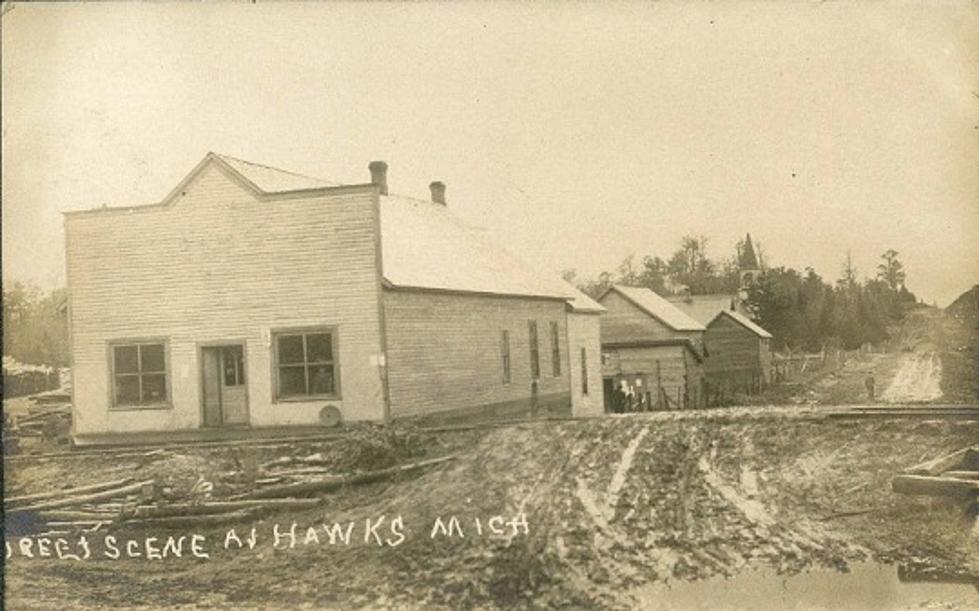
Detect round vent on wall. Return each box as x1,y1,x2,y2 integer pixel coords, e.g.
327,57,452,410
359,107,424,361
319,405,342,427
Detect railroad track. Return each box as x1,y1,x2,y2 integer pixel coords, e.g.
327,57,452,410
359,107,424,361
828,404,979,420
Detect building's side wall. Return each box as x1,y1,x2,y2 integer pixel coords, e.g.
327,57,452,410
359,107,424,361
383,289,571,419
705,315,761,375
704,315,772,396
66,161,385,438
567,312,604,416
602,344,702,409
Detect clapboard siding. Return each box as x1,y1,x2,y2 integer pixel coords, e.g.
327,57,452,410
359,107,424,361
383,289,570,418
66,161,385,436
567,312,604,416
705,315,761,374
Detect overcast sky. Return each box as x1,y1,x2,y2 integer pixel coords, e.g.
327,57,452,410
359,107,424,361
3,2,977,305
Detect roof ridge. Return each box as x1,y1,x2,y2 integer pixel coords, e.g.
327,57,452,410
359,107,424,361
212,152,333,184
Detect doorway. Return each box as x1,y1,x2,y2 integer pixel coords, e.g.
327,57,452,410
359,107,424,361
201,344,249,427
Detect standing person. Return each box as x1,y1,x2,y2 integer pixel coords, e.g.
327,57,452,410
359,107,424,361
529,379,539,418
865,374,876,402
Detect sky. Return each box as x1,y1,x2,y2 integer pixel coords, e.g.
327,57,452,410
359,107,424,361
3,2,977,306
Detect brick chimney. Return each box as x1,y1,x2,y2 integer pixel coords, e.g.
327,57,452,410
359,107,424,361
429,181,446,205
368,161,388,195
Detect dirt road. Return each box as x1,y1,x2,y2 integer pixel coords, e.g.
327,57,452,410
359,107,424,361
880,352,943,403
5,410,978,610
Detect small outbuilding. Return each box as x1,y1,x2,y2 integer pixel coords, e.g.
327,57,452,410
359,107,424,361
597,285,707,411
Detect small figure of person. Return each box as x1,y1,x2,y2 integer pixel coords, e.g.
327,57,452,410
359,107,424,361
865,374,876,401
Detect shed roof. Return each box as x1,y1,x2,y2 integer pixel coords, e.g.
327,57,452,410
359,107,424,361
710,309,773,339
601,285,706,332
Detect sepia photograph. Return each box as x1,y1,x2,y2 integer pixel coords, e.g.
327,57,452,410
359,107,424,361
2,1,978,609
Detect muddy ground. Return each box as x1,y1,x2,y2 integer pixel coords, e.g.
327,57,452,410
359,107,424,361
4,410,977,610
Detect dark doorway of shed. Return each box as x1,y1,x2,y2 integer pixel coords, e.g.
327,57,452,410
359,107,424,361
201,344,249,427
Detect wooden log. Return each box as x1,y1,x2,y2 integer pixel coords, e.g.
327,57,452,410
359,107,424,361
892,474,979,497
123,509,257,528
44,520,106,528
35,510,118,521
236,454,457,500
9,480,156,513
905,446,978,476
127,498,322,518
943,471,979,481
5,478,135,508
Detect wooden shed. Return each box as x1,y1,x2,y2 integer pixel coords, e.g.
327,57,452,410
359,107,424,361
597,285,707,411
667,294,775,399
703,309,774,400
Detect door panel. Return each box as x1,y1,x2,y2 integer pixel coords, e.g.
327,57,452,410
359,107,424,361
220,346,249,425
202,348,223,427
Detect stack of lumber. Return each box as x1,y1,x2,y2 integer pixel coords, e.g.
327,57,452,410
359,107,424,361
892,445,979,498
5,453,457,536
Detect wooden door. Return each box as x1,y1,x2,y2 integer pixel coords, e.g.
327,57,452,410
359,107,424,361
201,345,249,427
219,345,248,425
202,348,223,427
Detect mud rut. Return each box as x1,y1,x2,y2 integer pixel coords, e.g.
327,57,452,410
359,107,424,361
881,352,943,403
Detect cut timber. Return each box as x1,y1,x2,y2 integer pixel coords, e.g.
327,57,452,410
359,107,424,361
892,474,979,498
904,446,979,476
127,498,322,519
943,471,979,481
8,480,156,513
123,509,258,528
5,478,134,508
35,510,118,521
236,454,457,500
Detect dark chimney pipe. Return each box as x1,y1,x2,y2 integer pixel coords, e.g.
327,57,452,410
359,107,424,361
429,181,446,205
368,161,388,195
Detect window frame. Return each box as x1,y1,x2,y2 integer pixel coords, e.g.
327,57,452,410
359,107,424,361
580,347,589,395
549,321,561,377
528,321,540,380
501,330,511,384
271,326,342,403
107,338,172,411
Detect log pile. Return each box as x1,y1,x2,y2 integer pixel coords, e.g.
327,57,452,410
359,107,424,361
5,453,457,536
892,445,979,499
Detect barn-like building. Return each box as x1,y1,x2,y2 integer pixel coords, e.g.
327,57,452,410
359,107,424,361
597,285,707,411
63,153,605,445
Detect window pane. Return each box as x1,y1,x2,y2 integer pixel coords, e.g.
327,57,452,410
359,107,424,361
278,335,305,364
308,365,335,395
115,375,140,404
279,365,307,396
140,344,165,372
306,333,333,363
114,345,139,374
142,374,167,402
223,346,244,386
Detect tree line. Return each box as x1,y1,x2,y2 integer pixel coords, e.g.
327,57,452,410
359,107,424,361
564,238,918,352
3,282,69,367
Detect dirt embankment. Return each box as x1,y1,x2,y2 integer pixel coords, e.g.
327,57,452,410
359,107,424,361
5,411,977,610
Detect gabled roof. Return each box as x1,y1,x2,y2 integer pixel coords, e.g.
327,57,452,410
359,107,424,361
666,294,739,326
213,154,338,192
710,309,773,339
380,193,574,301
69,153,593,308
600,285,706,332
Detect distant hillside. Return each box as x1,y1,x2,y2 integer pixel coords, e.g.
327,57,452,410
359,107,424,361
946,284,979,327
